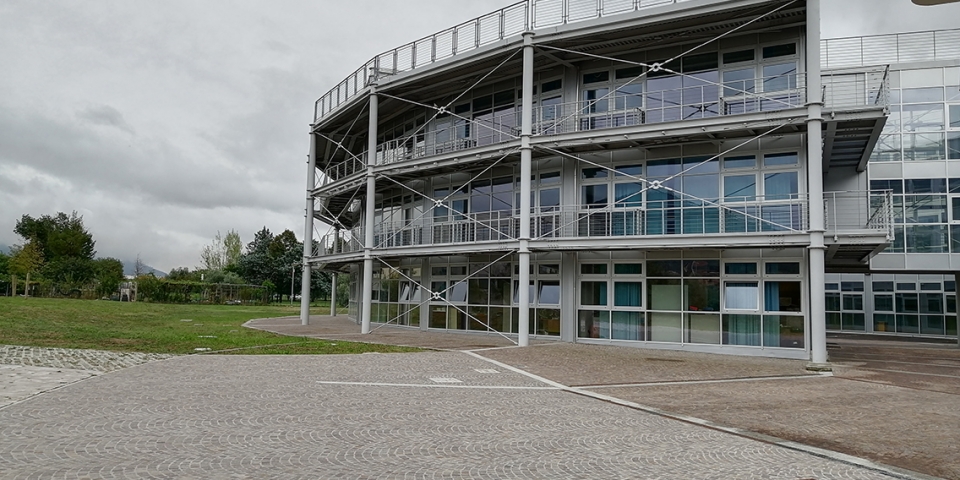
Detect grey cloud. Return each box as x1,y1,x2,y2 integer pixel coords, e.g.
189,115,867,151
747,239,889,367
77,104,135,134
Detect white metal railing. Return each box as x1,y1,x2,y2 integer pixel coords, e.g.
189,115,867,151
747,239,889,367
824,190,894,239
534,74,808,135
821,66,890,111
314,0,696,123
821,28,960,70
376,109,518,165
315,191,891,257
324,152,368,183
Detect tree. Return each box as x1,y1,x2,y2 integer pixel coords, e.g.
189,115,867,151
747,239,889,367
9,241,44,297
200,230,242,272
167,267,202,282
92,258,124,297
15,212,95,263
134,254,146,277
14,212,97,288
235,227,275,286
223,230,242,269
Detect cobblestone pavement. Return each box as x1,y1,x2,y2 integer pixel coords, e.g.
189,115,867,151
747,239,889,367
0,345,177,372
0,352,904,479
0,345,178,409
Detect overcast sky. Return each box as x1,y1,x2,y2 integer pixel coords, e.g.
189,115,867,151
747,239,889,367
2,0,959,272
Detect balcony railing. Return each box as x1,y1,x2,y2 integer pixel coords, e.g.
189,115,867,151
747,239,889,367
313,191,892,258
821,28,960,70
314,0,696,123
323,152,368,183
825,190,894,239
821,66,890,111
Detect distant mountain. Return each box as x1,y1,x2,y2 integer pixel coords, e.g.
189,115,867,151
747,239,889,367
122,260,167,278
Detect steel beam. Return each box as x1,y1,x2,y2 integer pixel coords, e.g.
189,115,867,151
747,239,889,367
301,134,317,325
518,32,535,347
361,89,379,334
805,0,829,370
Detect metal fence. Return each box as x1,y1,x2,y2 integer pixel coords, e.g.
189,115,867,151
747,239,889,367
824,190,894,239
821,28,960,69
314,0,694,123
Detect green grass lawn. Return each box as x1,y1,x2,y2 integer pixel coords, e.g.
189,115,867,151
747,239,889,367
0,297,420,355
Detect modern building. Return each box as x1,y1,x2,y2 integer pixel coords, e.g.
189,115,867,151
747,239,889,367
298,0,955,361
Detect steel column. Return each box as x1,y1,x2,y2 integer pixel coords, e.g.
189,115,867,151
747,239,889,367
805,0,829,369
300,134,317,326
330,227,340,316
361,89,379,334
518,32,535,347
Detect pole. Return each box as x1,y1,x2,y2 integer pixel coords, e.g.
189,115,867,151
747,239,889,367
361,87,379,334
518,32,535,347
806,0,829,370
300,133,317,325
330,227,340,316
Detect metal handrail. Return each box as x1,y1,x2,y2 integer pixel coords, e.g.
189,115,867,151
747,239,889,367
823,190,894,239
315,190,891,257
821,27,960,69
314,0,694,123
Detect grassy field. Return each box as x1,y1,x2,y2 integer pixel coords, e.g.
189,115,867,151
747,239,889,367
0,297,420,355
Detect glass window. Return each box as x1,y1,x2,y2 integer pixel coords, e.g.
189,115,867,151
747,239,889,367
614,183,643,207
583,71,609,84
724,155,756,169
725,282,759,310
538,280,560,305
764,172,798,199
614,282,643,307
843,294,864,311
582,185,608,208
614,263,642,275
762,63,797,92
723,68,755,96
615,164,642,176
685,279,720,311
764,152,798,166
580,264,608,275
581,281,607,306
765,262,800,275
841,281,864,292
647,260,682,277
950,105,960,129
875,294,894,312
582,167,608,179
765,281,802,312
724,175,757,200
723,49,754,64
762,43,796,58
901,87,943,103
896,293,919,313
873,281,894,292
826,292,841,311
725,262,758,275
723,314,761,346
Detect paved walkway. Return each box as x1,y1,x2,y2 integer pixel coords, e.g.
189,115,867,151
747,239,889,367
0,317,954,479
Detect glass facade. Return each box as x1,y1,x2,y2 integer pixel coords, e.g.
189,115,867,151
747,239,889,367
826,274,957,337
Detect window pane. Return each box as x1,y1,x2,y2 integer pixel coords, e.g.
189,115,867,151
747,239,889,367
582,185,608,208
578,310,610,339
762,43,796,58
723,314,760,346
724,155,756,169
725,262,758,275
647,260,682,277
538,281,560,305
825,292,841,311
649,279,682,310
581,281,608,306
765,281,801,312
762,63,797,92
614,263,642,275
581,264,608,275
724,175,757,200
614,183,643,207
685,279,720,311
614,282,642,307
765,262,800,275
725,282,759,310
875,294,894,311
723,49,754,64
764,172,799,199
764,152,798,166
612,311,644,341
